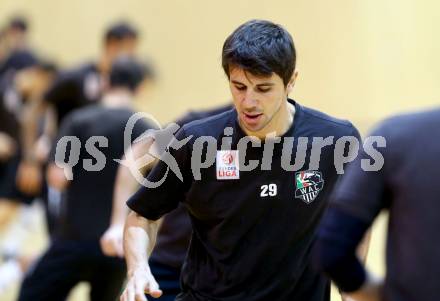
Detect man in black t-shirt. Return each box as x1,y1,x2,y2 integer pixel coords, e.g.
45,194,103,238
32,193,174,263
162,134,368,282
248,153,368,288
18,21,142,200
0,61,57,203
101,104,232,301
120,20,360,301
0,59,57,292
0,60,57,235
0,16,37,79
314,109,440,301
18,57,153,301
44,21,140,126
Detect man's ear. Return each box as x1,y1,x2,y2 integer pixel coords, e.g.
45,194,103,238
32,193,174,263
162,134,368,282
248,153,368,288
287,70,299,94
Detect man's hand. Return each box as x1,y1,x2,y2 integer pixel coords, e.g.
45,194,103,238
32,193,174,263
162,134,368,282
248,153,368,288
16,160,42,195
0,133,16,161
34,135,52,164
100,224,124,258
341,294,358,301
46,163,69,191
120,266,163,301
344,275,384,301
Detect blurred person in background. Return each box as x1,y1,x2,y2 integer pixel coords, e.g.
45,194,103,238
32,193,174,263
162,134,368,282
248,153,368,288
0,59,57,292
0,28,7,64
0,15,38,79
314,108,440,301
101,103,232,301
0,58,57,229
18,56,154,301
18,20,140,235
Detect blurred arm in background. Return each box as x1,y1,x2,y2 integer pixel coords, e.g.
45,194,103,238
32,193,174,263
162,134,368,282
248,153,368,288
100,136,157,258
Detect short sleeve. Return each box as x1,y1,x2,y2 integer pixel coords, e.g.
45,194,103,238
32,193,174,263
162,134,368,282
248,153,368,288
330,124,390,223
127,127,193,220
130,117,157,143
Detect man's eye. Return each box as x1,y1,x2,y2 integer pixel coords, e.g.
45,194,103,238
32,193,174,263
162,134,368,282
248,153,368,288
235,86,246,91
257,87,271,93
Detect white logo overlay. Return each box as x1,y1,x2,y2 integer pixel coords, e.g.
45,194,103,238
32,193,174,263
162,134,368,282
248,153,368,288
54,112,387,188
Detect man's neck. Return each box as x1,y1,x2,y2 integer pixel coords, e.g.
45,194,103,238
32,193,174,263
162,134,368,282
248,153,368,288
276,101,295,136
97,54,110,75
101,89,133,109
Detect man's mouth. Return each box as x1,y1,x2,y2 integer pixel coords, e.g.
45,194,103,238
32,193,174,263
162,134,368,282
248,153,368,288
242,112,263,125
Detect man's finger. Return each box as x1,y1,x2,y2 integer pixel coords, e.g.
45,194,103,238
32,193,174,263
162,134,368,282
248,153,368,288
100,238,115,257
127,285,136,301
145,275,162,298
120,290,127,301
135,292,147,301
134,279,148,301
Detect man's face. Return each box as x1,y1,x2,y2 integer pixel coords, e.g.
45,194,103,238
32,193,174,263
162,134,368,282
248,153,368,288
106,37,138,61
229,66,293,136
16,68,54,98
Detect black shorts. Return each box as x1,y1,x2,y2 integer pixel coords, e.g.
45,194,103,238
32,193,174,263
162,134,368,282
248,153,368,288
0,154,36,205
18,239,126,301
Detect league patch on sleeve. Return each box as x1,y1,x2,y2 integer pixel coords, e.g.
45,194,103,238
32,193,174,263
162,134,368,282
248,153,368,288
295,170,324,204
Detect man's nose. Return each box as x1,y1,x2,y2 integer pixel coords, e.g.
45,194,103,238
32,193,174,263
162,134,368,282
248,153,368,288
242,90,258,109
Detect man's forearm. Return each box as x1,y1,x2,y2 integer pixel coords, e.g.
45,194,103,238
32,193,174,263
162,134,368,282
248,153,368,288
111,166,139,226
123,211,160,276
111,138,156,226
21,99,48,161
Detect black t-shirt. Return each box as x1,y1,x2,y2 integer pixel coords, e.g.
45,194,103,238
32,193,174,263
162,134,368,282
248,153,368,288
330,108,440,301
0,76,33,202
151,104,233,269
0,49,37,78
52,105,151,241
45,63,102,125
128,100,359,301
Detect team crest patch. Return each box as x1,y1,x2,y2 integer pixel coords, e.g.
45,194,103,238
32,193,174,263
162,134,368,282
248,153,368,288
216,150,240,180
295,170,324,204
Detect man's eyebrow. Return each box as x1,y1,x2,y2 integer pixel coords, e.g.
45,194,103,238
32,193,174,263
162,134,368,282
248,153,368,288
231,80,245,85
231,80,275,86
256,83,275,87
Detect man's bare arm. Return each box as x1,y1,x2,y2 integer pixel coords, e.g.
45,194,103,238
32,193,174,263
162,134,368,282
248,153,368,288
112,138,156,226
120,212,162,301
17,99,53,195
100,138,157,257
21,98,50,162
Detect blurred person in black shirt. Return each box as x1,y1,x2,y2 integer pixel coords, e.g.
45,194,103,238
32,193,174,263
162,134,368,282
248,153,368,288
0,16,37,79
18,56,154,301
101,104,232,301
18,21,142,199
0,59,57,220
0,59,57,292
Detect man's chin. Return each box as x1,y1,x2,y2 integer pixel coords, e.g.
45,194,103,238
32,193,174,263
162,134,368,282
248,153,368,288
241,122,265,136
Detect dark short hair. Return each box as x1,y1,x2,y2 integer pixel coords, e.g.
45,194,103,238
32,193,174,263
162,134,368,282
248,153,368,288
35,59,58,74
9,16,28,32
2,50,37,71
109,56,147,91
222,19,296,86
104,21,138,43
